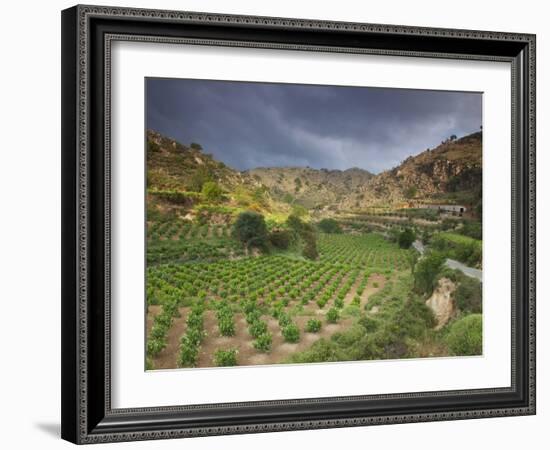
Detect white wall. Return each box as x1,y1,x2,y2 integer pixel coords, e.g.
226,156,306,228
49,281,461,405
0,0,546,448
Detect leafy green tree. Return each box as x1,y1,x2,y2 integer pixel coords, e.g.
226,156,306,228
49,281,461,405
201,181,223,202
318,218,342,234
190,142,203,150
398,228,416,249
232,211,268,250
302,231,319,260
413,252,446,295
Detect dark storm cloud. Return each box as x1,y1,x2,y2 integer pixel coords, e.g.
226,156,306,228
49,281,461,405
146,78,482,174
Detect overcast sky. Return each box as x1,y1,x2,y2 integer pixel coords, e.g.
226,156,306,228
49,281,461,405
146,78,482,174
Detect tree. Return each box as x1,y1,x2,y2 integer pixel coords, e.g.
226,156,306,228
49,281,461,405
190,142,203,150
414,252,446,295
286,214,318,260
302,230,319,260
232,212,268,250
201,181,223,202
450,134,457,141
318,218,342,234
398,228,416,249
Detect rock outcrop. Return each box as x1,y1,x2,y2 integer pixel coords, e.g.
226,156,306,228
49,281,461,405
425,277,457,330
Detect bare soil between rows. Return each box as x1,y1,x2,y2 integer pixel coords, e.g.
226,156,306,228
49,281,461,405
147,273,386,369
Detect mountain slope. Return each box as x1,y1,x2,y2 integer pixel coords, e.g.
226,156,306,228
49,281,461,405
146,129,482,221
338,132,482,210
244,166,374,209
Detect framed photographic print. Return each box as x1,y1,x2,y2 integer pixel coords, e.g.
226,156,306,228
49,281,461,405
61,5,536,444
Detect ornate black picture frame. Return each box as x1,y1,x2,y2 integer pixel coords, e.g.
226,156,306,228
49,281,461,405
61,4,536,444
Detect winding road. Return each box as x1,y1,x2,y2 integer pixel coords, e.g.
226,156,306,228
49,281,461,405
413,240,482,282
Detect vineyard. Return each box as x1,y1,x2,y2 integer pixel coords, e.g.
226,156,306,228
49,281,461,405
144,129,484,369
145,230,414,369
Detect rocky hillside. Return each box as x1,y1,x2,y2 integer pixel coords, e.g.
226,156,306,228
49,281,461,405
338,132,482,210
147,129,482,219
245,166,374,209
147,130,247,191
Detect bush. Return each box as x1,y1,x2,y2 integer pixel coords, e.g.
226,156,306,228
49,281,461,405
398,228,416,249
430,232,482,267
326,307,340,323
282,323,300,343
318,218,342,234
232,211,268,250
147,338,166,357
248,320,268,338
253,333,272,352
306,319,322,333
446,314,482,356
458,221,482,240
213,348,238,366
178,336,200,367
454,276,482,314
201,181,223,202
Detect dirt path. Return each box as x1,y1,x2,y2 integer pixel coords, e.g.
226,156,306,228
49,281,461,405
152,306,189,369
146,305,162,335
355,273,386,309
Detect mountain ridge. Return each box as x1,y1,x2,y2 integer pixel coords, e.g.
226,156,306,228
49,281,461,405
146,129,482,218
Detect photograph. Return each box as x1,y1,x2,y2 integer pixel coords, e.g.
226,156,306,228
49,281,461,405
144,78,483,370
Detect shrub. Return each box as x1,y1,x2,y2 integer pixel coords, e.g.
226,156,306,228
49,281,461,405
398,228,416,249
253,332,272,352
446,314,482,356
326,307,340,323
278,313,292,328
430,232,482,267
318,218,342,234
218,316,235,336
282,323,300,343
454,276,482,314
306,318,322,333
147,338,166,357
201,181,223,202
213,348,238,366
248,320,268,338
178,336,199,367
232,211,268,250
358,316,379,333
458,221,482,240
